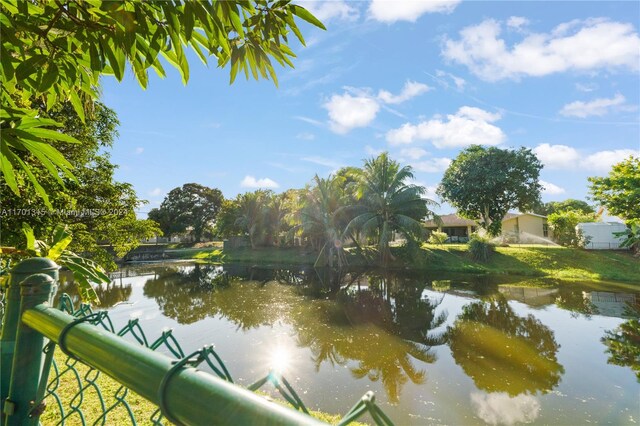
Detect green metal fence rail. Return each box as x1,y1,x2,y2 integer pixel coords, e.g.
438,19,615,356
0,258,395,426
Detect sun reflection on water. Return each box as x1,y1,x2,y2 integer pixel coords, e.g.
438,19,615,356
269,345,292,374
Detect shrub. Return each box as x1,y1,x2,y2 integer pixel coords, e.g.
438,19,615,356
468,233,494,262
428,230,448,245
548,209,597,247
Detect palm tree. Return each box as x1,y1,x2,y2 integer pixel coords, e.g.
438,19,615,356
298,175,350,268
235,190,269,248
265,192,291,246
347,152,437,265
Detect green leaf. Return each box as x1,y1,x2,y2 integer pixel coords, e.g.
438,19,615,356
68,90,85,123
283,13,305,46
103,41,125,81
0,44,15,81
10,150,52,208
52,224,72,245
0,141,19,195
17,127,80,144
183,2,195,41
15,55,48,80
22,223,37,252
38,63,58,93
290,5,326,30
48,234,72,261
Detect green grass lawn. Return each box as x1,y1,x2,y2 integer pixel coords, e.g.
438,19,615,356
418,244,640,283
132,243,639,283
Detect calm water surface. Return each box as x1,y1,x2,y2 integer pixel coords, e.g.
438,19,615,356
60,263,640,425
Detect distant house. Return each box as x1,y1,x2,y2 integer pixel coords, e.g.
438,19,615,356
576,222,628,250
424,212,552,243
423,214,478,241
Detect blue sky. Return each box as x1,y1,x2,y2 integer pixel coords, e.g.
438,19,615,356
101,0,640,216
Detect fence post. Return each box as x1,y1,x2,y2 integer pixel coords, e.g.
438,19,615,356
1,258,58,425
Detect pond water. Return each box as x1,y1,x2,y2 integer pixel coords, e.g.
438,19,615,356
59,263,639,425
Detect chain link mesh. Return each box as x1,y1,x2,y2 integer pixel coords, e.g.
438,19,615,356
22,293,394,425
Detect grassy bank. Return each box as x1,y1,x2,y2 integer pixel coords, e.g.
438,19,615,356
417,244,639,283
40,351,364,425
157,243,640,283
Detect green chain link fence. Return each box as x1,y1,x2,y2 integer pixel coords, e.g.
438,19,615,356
1,258,395,426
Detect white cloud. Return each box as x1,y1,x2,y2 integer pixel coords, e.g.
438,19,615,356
378,81,431,104
532,143,581,169
540,180,566,195
324,81,432,133
471,392,541,426
424,185,439,201
301,156,344,170
300,1,359,22
240,176,279,189
296,132,316,141
442,18,640,81
365,145,384,156
369,0,460,23
294,116,324,127
399,147,429,160
386,106,506,148
559,93,629,118
581,149,639,172
533,143,639,172
134,147,144,154
412,157,452,172
435,69,466,90
507,16,530,30
575,82,598,92
324,93,380,134
149,188,163,197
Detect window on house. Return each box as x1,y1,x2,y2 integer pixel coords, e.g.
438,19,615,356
543,223,549,238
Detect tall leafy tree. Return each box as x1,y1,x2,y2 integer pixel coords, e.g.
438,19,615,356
547,209,597,247
0,101,159,269
348,153,437,265
589,156,640,224
150,184,223,242
1,0,324,206
213,199,243,238
438,145,543,236
535,199,595,216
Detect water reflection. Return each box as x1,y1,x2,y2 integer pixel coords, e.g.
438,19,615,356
471,392,541,426
142,264,229,324
447,296,564,396
56,273,132,308
141,265,448,402
602,302,640,381
100,262,640,410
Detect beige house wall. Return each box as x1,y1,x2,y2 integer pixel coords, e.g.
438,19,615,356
501,215,553,240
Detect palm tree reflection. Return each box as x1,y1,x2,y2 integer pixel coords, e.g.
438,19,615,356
142,266,448,402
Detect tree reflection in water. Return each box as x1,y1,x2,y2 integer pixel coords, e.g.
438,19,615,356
602,303,640,381
142,264,229,324
142,266,449,402
447,296,564,395
56,273,132,308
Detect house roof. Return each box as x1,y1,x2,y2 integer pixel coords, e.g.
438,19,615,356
424,212,547,228
424,214,477,228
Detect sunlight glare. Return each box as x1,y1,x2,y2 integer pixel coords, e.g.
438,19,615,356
269,346,291,374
